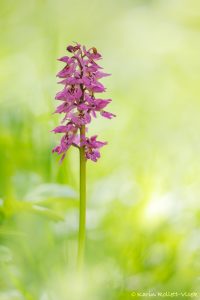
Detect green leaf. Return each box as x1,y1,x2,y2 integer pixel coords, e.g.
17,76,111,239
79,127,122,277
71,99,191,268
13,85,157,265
24,183,77,202
31,205,64,221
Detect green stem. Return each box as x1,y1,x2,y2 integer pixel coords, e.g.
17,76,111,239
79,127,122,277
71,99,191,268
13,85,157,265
77,125,86,270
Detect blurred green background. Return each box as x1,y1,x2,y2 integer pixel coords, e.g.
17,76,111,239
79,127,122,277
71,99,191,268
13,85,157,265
1,0,200,299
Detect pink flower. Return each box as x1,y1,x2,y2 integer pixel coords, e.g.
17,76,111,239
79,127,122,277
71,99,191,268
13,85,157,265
66,86,82,101
54,102,75,114
52,123,77,133
52,134,75,154
95,71,111,79
81,135,107,162
55,86,82,102
56,64,76,78
57,56,71,63
86,149,100,162
100,111,116,119
83,46,102,61
58,77,82,85
81,96,112,118
52,43,115,162
67,43,81,53
70,111,91,126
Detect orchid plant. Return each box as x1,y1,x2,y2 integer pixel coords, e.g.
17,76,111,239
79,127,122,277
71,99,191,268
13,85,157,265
52,43,115,268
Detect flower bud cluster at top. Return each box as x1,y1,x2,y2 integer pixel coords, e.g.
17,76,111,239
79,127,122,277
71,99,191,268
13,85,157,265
52,43,115,162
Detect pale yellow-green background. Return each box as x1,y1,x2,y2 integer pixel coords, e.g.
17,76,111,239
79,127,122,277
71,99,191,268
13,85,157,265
0,0,200,299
